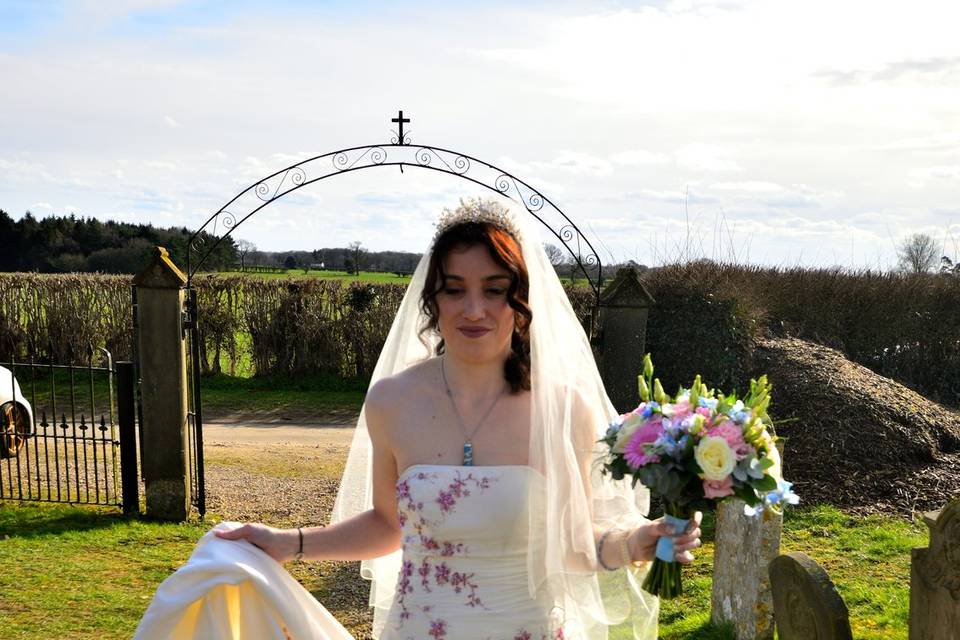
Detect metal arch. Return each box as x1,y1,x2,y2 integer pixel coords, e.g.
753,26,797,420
187,126,605,308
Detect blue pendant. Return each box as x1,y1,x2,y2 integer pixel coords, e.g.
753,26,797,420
463,441,473,466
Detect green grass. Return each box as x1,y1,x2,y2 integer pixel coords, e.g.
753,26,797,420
0,501,923,639
199,372,366,417
0,502,211,639
218,268,413,283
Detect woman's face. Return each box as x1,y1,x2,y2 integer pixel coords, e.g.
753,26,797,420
436,244,516,364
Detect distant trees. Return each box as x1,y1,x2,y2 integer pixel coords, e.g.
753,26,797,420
543,243,566,267
897,233,941,274
0,209,236,274
347,241,365,275
942,256,960,277
236,239,257,270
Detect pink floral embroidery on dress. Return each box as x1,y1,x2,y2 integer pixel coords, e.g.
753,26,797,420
391,469,499,630
429,619,448,639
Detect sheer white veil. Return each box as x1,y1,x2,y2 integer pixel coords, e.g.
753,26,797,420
330,198,658,639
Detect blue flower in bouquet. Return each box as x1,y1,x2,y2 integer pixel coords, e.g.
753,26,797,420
698,397,718,411
605,418,623,440
743,479,801,516
765,479,800,508
654,431,688,458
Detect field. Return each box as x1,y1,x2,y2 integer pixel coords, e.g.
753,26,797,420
219,268,414,283
0,427,926,639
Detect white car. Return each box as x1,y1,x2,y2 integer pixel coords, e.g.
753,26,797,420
0,366,35,458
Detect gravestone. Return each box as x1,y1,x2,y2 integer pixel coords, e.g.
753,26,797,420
768,552,852,640
597,266,654,413
910,498,960,639
711,499,782,639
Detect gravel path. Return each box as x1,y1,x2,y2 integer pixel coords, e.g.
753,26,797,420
202,417,374,638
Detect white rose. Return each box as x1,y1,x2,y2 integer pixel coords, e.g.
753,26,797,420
695,436,736,481
612,414,644,453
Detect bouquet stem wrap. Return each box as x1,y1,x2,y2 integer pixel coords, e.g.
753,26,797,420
642,503,690,599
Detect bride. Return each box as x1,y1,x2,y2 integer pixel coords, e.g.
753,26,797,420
164,198,701,639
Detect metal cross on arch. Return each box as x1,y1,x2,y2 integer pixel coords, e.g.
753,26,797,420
186,110,605,306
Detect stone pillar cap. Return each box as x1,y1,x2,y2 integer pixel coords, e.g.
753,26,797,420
600,266,655,307
133,246,187,288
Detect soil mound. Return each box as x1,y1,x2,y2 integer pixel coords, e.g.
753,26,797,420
753,337,960,515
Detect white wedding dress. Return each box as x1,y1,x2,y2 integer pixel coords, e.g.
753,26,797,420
135,464,573,640
381,463,566,640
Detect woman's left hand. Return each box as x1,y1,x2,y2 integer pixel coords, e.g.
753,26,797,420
628,511,703,564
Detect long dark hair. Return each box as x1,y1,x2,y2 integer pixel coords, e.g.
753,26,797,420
419,221,532,393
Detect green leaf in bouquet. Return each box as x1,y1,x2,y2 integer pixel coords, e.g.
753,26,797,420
733,483,761,506
758,456,775,471
752,473,778,492
688,456,703,477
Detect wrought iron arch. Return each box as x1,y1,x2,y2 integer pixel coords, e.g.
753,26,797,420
187,112,605,307
179,114,607,516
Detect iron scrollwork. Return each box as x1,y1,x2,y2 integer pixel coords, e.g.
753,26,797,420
187,112,604,307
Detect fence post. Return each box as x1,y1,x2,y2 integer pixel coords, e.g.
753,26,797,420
597,266,655,412
132,247,190,521
116,361,139,515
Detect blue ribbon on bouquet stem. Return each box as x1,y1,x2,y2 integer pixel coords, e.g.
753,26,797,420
655,515,690,563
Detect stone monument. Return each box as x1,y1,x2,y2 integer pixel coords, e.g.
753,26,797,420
910,498,960,639
768,551,852,640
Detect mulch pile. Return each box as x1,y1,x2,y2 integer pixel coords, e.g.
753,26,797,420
754,337,960,516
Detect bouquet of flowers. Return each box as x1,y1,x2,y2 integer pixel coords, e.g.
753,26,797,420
600,355,798,599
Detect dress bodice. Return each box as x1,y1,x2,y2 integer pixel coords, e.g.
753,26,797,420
380,464,566,640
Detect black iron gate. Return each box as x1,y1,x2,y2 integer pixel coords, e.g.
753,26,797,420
180,111,607,516
184,288,205,516
0,348,139,514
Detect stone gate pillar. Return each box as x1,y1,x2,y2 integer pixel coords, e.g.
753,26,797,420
597,266,654,413
133,246,190,521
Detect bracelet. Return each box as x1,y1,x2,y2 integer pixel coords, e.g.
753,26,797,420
294,527,304,563
596,528,618,571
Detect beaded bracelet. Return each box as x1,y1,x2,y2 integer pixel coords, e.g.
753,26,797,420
596,528,618,571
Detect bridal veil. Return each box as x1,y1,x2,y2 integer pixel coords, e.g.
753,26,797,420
330,198,658,639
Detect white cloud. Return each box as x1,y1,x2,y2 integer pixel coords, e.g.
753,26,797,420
910,165,960,180
1,0,958,270
709,181,784,193
610,150,670,165
675,144,742,173
30,201,53,210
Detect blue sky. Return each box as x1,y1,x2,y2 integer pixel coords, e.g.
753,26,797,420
2,0,959,268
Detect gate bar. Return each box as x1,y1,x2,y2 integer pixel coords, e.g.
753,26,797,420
117,361,139,515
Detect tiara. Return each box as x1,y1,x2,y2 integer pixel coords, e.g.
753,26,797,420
432,198,522,242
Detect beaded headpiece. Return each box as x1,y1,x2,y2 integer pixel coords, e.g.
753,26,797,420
432,197,522,243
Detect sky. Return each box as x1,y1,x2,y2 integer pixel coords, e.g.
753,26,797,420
2,0,960,270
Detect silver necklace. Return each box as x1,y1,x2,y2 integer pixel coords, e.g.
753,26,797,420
440,356,507,466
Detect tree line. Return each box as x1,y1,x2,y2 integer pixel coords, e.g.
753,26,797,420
0,210,236,273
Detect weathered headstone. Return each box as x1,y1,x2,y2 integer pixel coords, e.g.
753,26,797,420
768,552,852,640
711,499,782,639
597,266,654,413
910,498,960,640
133,246,190,521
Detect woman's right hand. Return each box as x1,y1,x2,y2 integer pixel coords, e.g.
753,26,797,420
214,523,300,563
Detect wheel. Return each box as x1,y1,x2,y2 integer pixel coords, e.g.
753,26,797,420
0,401,30,459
